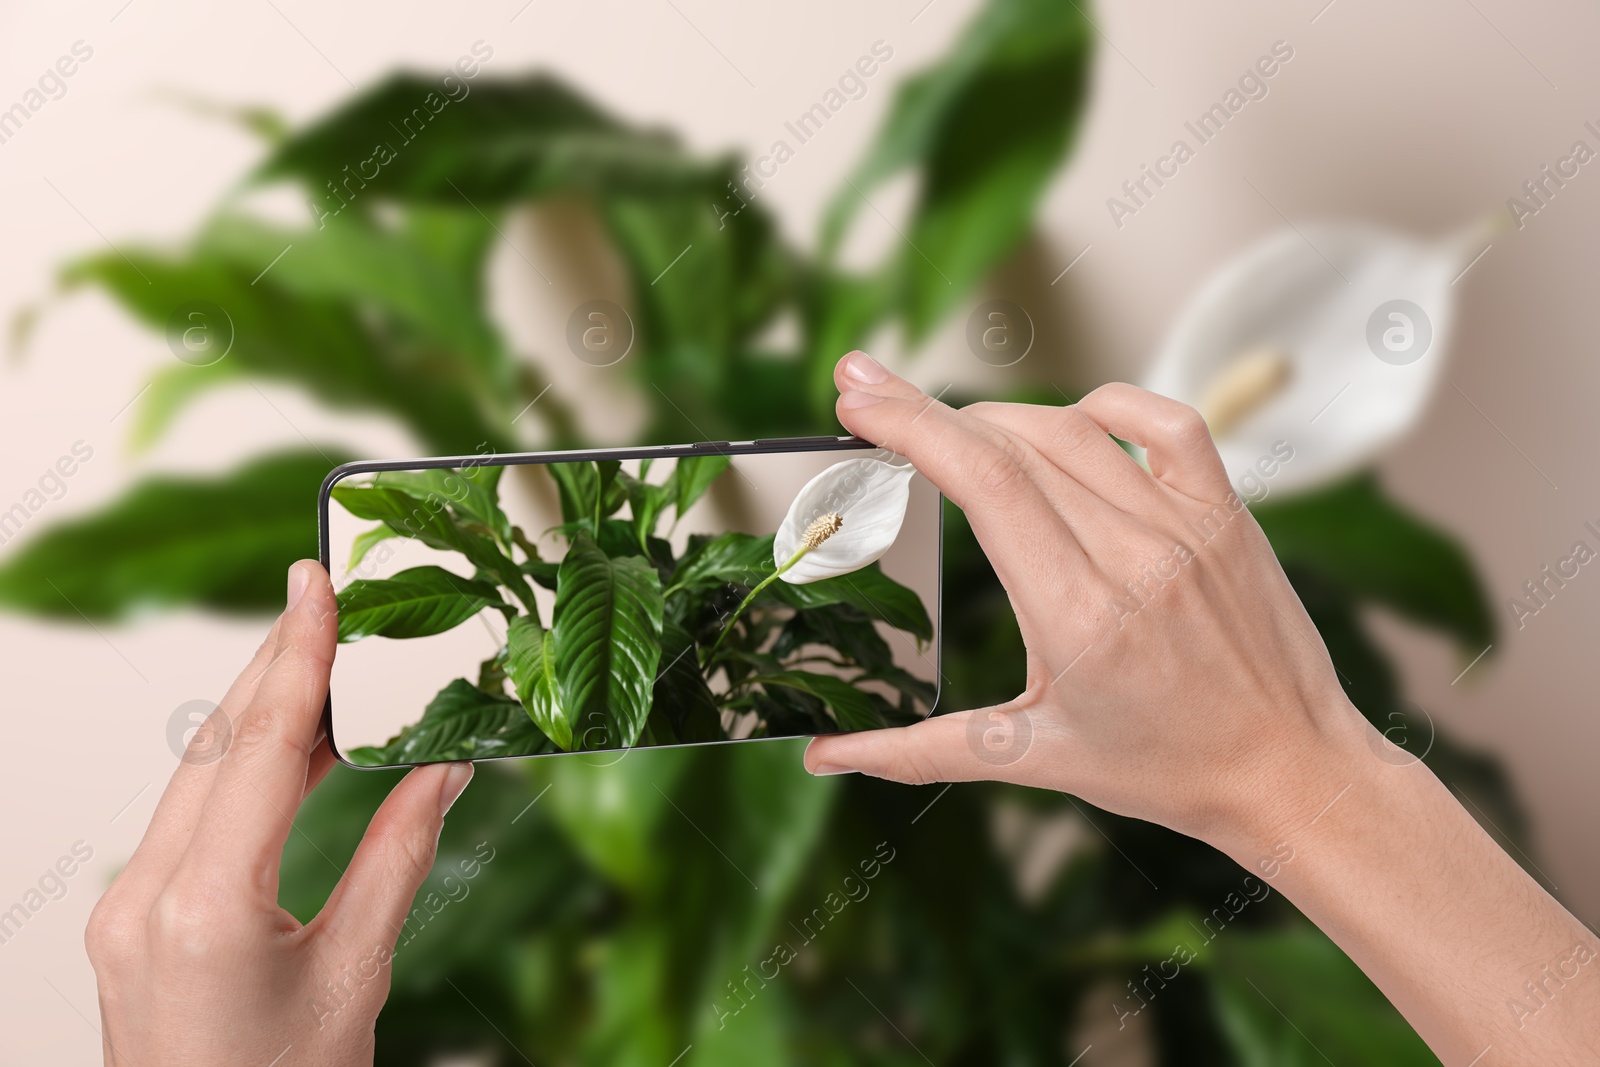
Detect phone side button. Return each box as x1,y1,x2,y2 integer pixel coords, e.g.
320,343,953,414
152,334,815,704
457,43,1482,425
691,441,732,450
753,436,842,446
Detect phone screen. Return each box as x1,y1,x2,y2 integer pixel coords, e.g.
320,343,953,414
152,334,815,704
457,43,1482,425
320,441,942,767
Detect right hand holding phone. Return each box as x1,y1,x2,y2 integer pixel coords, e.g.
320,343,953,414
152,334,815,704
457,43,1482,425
804,351,1370,854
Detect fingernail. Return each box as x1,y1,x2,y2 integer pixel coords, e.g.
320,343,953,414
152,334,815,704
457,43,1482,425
839,390,884,409
844,350,889,385
439,762,474,815
808,763,857,777
286,562,310,610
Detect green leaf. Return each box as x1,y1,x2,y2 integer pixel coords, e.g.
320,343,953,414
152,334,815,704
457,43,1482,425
648,620,721,744
552,535,665,750
770,564,934,642
194,209,514,400
1255,474,1495,653
329,480,532,611
336,565,506,642
61,228,508,456
0,449,339,619
256,73,717,203
346,524,396,573
667,531,774,594
616,471,669,549
348,678,549,765
504,614,573,750
822,0,1093,336
373,464,512,545
745,670,887,732
666,454,730,521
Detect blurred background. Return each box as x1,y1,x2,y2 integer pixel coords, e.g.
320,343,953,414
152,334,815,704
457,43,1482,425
2,0,1596,1063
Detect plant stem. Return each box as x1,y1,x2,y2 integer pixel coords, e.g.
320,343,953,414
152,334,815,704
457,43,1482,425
708,544,811,659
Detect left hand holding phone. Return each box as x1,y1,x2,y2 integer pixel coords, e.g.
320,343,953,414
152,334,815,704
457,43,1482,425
84,561,472,1067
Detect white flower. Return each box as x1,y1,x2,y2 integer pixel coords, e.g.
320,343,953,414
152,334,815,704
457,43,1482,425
774,457,915,584
1143,220,1497,497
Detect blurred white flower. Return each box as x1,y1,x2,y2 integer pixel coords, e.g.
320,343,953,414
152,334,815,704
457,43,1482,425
774,457,915,584
1143,220,1498,497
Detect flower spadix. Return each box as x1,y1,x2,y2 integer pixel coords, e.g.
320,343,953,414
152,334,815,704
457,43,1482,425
1143,220,1498,498
774,457,915,584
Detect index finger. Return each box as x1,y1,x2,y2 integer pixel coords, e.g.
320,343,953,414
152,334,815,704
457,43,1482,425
174,560,338,892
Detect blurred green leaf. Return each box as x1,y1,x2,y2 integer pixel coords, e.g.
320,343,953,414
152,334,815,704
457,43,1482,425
336,565,505,642
256,72,717,202
0,449,338,618
61,236,508,456
553,535,665,750
1256,474,1495,653
1210,931,1437,1066
822,0,1093,337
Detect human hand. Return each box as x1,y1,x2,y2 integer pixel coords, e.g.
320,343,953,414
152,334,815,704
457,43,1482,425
84,561,473,1067
804,351,1369,850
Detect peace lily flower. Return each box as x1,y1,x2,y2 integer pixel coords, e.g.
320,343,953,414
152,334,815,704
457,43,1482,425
712,457,914,651
1142,219,1500,498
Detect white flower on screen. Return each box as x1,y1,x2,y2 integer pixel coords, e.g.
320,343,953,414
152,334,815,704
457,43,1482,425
773,457,915,584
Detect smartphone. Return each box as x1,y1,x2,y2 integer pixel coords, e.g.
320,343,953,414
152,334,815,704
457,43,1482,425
318,436,943,768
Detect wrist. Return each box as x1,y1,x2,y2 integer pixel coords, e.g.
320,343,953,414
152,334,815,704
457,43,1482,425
1204,692,1377,870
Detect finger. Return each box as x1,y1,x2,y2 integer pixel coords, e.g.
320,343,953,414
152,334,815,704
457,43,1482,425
179,560,339,887
832,352,1087,593
803,700,1039,787
311,763,473,953
963,400,1169,517
113,609,289,901
1075,383,1234,502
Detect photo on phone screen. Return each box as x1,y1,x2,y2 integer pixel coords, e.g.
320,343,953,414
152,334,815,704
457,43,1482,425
319,441,942,768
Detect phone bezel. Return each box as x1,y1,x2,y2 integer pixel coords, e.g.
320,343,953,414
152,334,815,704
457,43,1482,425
317,435,944,770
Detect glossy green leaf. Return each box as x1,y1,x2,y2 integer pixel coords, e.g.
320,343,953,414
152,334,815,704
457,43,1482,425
505,614,573,750
667,531,774,594
0,450,340,619
648,620,721,744
373,465,512,545
346,524,396,573
329,480,532,611
666,454,730,521
1255,474,1495,653
746,670,887,732
769,563,934,642
336,565,505,642
552,535,665,750
347,678,550,765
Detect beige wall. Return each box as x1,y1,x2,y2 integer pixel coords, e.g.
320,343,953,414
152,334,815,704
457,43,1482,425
3,0,1597,1059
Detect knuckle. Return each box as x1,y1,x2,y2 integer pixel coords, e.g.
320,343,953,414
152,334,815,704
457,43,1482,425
967,441,1028,498
1163,403,1212,448
230,702,307,762
84,894,142,970
148,881,231,958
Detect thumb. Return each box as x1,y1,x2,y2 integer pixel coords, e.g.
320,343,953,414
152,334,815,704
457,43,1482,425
803,702,1037,786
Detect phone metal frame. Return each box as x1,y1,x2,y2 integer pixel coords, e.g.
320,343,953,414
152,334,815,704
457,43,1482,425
318,435,944,770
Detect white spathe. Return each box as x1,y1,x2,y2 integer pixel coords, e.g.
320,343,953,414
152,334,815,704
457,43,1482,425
775,457,915,584
1144,222,1492,497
